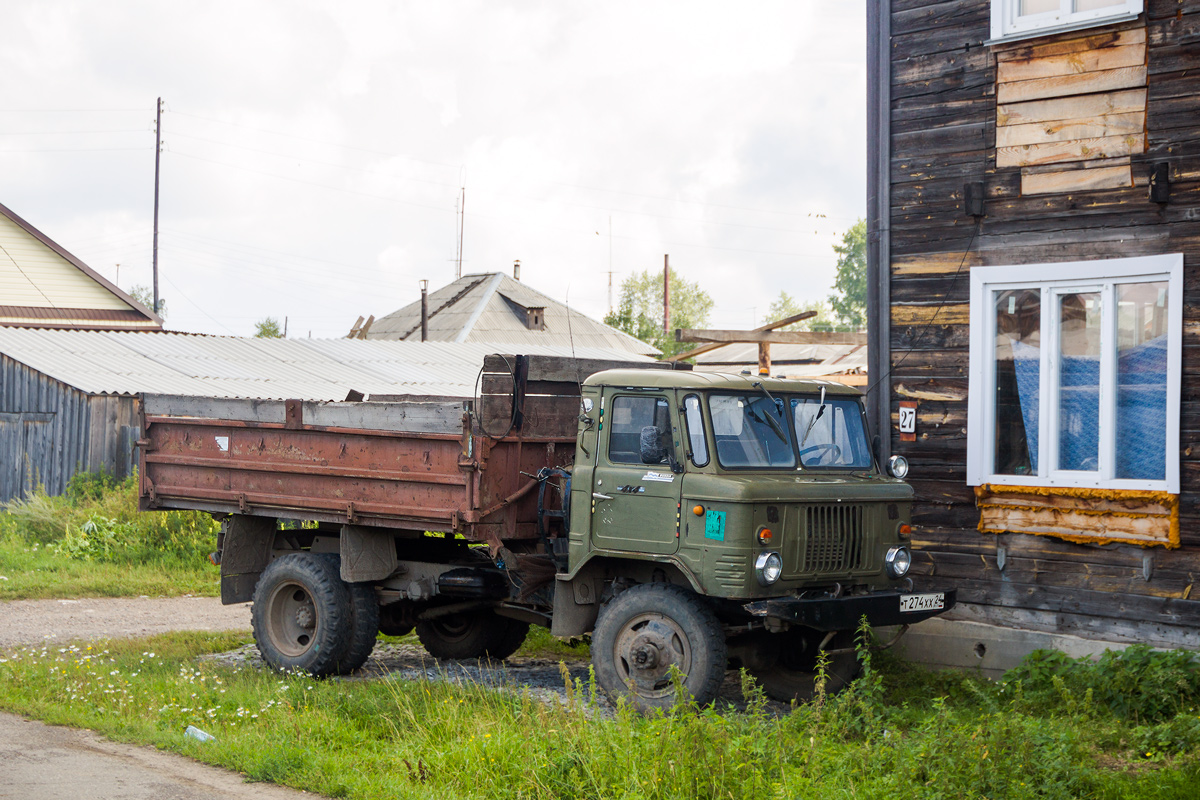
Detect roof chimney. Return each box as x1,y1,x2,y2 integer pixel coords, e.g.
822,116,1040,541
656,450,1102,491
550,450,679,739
419,279,429,342
513,260,521,281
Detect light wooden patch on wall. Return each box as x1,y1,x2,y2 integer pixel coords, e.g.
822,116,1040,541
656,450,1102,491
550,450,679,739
976,484,1178,548
994,25,1146,195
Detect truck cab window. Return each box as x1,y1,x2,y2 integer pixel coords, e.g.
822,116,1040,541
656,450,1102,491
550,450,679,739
682,395,709,467
608,395,673,465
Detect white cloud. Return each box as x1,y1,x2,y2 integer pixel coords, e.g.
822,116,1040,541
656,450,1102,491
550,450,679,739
1,1,866,338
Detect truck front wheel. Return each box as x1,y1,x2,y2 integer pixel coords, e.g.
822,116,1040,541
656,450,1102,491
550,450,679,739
592,583,727,713
251,553,353,677
747,629,860,702
416,609,529,660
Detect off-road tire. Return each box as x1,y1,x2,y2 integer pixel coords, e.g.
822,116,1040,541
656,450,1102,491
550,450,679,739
747,629,860,703
251,552,353,678
416,609,529,660
336,580,381,674
378,601,416,638
592,583,727,713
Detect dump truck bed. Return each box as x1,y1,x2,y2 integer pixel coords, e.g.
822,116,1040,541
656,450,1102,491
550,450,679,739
138,355,679,547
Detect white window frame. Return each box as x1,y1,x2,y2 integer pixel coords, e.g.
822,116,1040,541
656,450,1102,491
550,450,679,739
990,0,1142,44
967,254,1182,494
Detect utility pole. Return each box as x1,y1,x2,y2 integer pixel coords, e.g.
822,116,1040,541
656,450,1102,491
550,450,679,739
662,254,670,335
152,97,163,316
607,217,613,314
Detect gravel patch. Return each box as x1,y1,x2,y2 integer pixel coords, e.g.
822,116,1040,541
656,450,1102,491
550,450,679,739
201,641,794,715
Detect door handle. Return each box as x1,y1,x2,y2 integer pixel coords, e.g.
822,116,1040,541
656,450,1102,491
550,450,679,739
592,492,613,501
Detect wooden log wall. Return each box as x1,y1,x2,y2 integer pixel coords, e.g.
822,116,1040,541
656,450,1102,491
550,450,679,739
888,0,1200,648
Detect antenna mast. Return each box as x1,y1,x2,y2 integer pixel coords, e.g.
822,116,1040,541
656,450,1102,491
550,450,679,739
152,97,162,315
456,186,465,279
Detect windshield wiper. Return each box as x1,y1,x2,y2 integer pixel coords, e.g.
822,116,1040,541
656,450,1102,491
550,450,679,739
751,382,788,443
799,386,827,448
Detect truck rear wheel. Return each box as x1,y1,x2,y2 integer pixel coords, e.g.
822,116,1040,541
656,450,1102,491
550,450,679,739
252,552,353,678
747,629,860,703
416,609,529,660
592,583,726,713
337,581,381,673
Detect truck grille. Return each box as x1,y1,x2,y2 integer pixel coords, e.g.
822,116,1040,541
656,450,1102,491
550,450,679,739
803,505,866,573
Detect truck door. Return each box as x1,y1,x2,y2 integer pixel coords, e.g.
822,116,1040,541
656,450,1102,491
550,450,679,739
591,391,681,555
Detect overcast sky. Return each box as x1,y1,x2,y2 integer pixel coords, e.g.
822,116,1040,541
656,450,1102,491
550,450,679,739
2,1,866,339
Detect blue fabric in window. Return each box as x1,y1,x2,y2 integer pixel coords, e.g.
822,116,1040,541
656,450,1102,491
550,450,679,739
1058,355,1100,472
1011,340,1040,472
1117,334,1167,480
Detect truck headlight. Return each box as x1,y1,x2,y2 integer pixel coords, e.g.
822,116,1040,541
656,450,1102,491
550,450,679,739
885,545,911,578
755,551,783,586
887,455,909,479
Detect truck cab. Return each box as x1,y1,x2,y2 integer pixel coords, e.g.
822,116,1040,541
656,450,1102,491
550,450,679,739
560,370,953,709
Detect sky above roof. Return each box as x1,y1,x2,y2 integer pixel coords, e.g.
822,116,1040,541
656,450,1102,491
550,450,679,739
1,2,866,340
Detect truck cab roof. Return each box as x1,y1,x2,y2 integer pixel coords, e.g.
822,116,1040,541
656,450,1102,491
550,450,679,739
582,368,865,397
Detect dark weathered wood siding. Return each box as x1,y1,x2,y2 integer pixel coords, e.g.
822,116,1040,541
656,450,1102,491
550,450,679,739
888,0,1200,647
0,355,138,502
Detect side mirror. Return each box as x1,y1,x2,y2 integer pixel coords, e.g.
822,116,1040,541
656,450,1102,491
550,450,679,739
639,426,665,464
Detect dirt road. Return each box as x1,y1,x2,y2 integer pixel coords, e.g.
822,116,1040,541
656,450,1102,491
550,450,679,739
0,597,250,649
0,712,321,800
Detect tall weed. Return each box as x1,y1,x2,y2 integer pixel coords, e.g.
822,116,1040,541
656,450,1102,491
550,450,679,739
2,471,218,567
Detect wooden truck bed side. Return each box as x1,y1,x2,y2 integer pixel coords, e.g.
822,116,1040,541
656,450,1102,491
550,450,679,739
138,354,682,549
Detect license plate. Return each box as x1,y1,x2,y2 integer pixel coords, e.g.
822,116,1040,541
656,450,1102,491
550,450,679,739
899,593,944,613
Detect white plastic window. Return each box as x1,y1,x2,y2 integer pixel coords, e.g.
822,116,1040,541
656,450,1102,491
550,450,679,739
991,0,1142,42
967,255,1182,493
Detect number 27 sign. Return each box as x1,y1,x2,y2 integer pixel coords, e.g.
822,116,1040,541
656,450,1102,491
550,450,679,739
898,401,917,442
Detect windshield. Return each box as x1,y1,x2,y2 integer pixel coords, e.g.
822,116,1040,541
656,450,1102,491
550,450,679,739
708,392,873,470
792,396,873,468
709,394,796,468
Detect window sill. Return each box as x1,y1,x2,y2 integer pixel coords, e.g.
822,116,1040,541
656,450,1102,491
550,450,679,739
987,11,1141,46
975,484,1178,548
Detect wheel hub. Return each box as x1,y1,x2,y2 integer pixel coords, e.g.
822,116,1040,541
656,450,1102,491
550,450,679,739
630,634,662,669
295,604,315,629
613,614,691,696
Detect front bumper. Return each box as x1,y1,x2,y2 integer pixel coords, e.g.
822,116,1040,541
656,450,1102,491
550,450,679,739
744,588,957,631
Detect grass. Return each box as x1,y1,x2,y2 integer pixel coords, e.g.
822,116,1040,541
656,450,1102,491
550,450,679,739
0,472,219,599
2,630,1200,799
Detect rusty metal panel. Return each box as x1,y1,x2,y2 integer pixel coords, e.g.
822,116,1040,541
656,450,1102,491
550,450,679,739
140,395,574,544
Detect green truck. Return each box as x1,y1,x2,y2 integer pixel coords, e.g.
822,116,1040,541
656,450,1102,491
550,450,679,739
139,355,953,711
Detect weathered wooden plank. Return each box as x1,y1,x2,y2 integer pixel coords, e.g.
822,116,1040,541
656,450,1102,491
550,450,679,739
302,401,467,435
479,394,579,439
892,251,984,276
675,329,867,346
997,87,1146,127
890,303,971,327
997,110,1144,148
997,42,1145,85
1020,164,1134,194
142,394,287,424
997,132,1145,167
996,66,1147,104
481,375,582,397
892,122,989,158
994,25,1145,63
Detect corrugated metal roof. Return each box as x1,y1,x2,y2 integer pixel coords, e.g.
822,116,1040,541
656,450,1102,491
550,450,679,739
366,272,657,356
0,327,656,400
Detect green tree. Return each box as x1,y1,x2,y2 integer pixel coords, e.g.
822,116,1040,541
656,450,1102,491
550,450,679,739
828,219,867,329
764,292,841,332
254,317,284,338
603,268,713,358
128,285,165,319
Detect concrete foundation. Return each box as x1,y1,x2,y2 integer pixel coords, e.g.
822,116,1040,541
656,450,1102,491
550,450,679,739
885,615,1134,680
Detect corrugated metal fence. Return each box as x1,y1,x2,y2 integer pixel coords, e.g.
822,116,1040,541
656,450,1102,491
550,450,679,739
0,355,136,503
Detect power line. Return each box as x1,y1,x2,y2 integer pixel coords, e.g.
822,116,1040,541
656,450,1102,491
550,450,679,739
0,146,151,153
162,129,460,189
166,149,456,215
169,109,462,170
0,128,147,136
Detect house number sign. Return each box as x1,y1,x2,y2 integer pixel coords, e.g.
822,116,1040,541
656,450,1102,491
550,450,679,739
899,401,917,443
